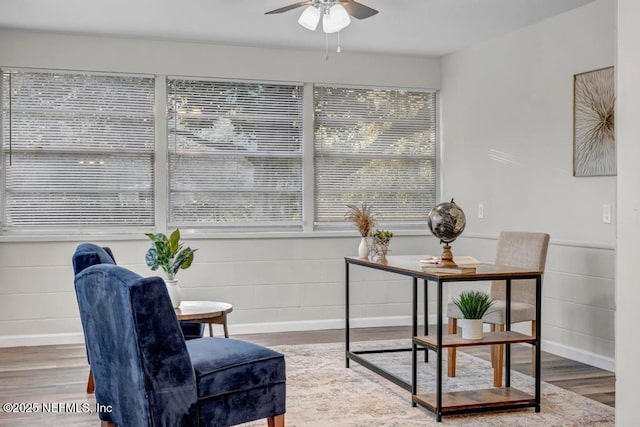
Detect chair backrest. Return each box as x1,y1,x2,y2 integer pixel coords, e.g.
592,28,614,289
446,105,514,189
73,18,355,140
74,264,197,427
491,231,550,306
72,243,116,275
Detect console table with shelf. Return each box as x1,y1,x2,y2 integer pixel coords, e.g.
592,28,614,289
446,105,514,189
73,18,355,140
344,255,542,422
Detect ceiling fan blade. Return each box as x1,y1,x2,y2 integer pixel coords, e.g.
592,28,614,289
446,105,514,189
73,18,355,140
341,0,379,19
265,1,312,15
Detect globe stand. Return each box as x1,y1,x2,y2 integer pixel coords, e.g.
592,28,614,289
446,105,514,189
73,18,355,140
439,244,457,267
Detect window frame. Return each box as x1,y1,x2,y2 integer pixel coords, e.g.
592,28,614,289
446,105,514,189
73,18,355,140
0,67,156,235
0,69,438,239
312,83,438,232
165,76,305,232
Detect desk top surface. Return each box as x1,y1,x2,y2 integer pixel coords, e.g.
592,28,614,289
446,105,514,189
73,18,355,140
345,255,542,281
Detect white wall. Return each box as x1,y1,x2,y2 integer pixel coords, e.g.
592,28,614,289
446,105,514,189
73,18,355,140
0,236,444,346
440,0,616,370
0,1,620,374
0,29,442,346
615,0,640,424
0,29,440,88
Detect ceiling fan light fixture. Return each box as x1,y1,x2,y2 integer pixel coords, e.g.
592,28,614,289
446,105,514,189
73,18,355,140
298,5,321,31
322,4,351,34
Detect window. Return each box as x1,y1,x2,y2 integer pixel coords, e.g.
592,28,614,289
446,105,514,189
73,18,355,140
314,86,437,227
167,78,303,230
0,70,436,236
0,70,155,231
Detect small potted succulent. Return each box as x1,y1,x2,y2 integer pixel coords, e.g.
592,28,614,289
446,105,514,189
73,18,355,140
345,202,377,258
370,229,393,261
452,290,494,339
145,229,197,308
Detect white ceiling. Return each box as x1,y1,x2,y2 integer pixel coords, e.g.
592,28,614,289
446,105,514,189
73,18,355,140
0,0,595,56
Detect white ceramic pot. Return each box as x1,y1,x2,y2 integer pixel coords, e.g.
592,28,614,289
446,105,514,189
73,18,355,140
165,279,182,309
460,318,483,340
358,237,369,258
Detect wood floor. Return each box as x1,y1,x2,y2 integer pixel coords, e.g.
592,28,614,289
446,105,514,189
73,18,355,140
0,326,615,425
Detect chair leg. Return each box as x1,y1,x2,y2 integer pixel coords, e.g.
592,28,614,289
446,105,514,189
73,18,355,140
490,324,497,369
492,324,505,387
267,414,285,427
531,320,537,377
87,368,95,394
101,422,117,427
447,317,457,377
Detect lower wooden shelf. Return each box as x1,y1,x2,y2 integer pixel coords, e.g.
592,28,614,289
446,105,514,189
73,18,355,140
413,387,536,414
414,331,535,350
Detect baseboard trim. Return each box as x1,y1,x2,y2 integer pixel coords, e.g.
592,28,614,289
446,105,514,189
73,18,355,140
0,318,615,373
0,332,85,348
541,338,614,372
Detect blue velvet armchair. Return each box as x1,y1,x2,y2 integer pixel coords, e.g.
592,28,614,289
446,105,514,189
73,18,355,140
74,263,286,427
72,243,204,393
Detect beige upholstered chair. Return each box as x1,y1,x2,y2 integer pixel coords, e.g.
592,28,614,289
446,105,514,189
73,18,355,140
446,231,550,387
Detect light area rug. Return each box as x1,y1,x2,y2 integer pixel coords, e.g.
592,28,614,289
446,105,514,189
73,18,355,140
242,339,614,427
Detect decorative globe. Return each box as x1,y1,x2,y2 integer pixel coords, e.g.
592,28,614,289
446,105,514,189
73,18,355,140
427,199,466,244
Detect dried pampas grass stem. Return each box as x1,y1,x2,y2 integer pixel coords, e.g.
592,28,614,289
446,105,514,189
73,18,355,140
345,203,376,237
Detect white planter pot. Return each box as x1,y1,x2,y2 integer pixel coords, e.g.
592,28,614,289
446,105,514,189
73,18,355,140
460,318,484,340
358,237,369,258
165,279,182,309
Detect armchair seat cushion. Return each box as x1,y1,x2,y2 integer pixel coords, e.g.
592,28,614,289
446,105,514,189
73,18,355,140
186,337,286,400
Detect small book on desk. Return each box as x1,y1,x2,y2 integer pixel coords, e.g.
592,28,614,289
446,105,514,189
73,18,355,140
421,265,477,274
420,255,481,266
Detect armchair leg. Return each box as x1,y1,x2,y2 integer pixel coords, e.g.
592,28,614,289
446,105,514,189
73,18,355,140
447,317,457,377
268,414,285,427
87,368,95,394
101,422,117,427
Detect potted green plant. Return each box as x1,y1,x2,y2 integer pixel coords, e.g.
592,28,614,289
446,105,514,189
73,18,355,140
370,229,393,261
145,229,197,308
345,203,376,258
452,290,494,339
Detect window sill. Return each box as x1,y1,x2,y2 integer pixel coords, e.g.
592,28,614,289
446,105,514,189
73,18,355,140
0,228,431,243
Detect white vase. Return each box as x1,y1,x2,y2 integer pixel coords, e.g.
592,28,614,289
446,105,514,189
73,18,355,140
460,318,484,340
165,279,182,309
358,237,369,258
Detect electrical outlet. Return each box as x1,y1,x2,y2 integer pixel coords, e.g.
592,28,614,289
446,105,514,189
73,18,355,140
478,204,484,219
603,204,611,224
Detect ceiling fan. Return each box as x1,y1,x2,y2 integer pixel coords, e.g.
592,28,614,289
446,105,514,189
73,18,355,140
266,0,378,33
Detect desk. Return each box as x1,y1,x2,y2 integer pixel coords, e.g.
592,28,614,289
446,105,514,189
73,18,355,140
175,301,233,338
344,255,542,422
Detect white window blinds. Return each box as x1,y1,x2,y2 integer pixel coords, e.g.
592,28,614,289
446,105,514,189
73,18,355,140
0,70,155,230
314,86,437,225
167,78,303,229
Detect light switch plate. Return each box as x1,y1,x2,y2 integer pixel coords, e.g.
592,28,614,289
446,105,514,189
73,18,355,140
603,204,611,224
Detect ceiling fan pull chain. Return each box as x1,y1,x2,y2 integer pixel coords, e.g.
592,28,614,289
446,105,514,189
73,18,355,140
337,31,341,53
325,31,329,60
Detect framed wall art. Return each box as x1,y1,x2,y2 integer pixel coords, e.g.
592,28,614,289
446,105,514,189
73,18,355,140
573,66,615,177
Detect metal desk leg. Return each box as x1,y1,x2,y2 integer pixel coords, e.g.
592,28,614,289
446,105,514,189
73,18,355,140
505,278,511,388
345,260,350,368
535,275,542,412
412,277,418,407
424,279,429,363
436,279,443,422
